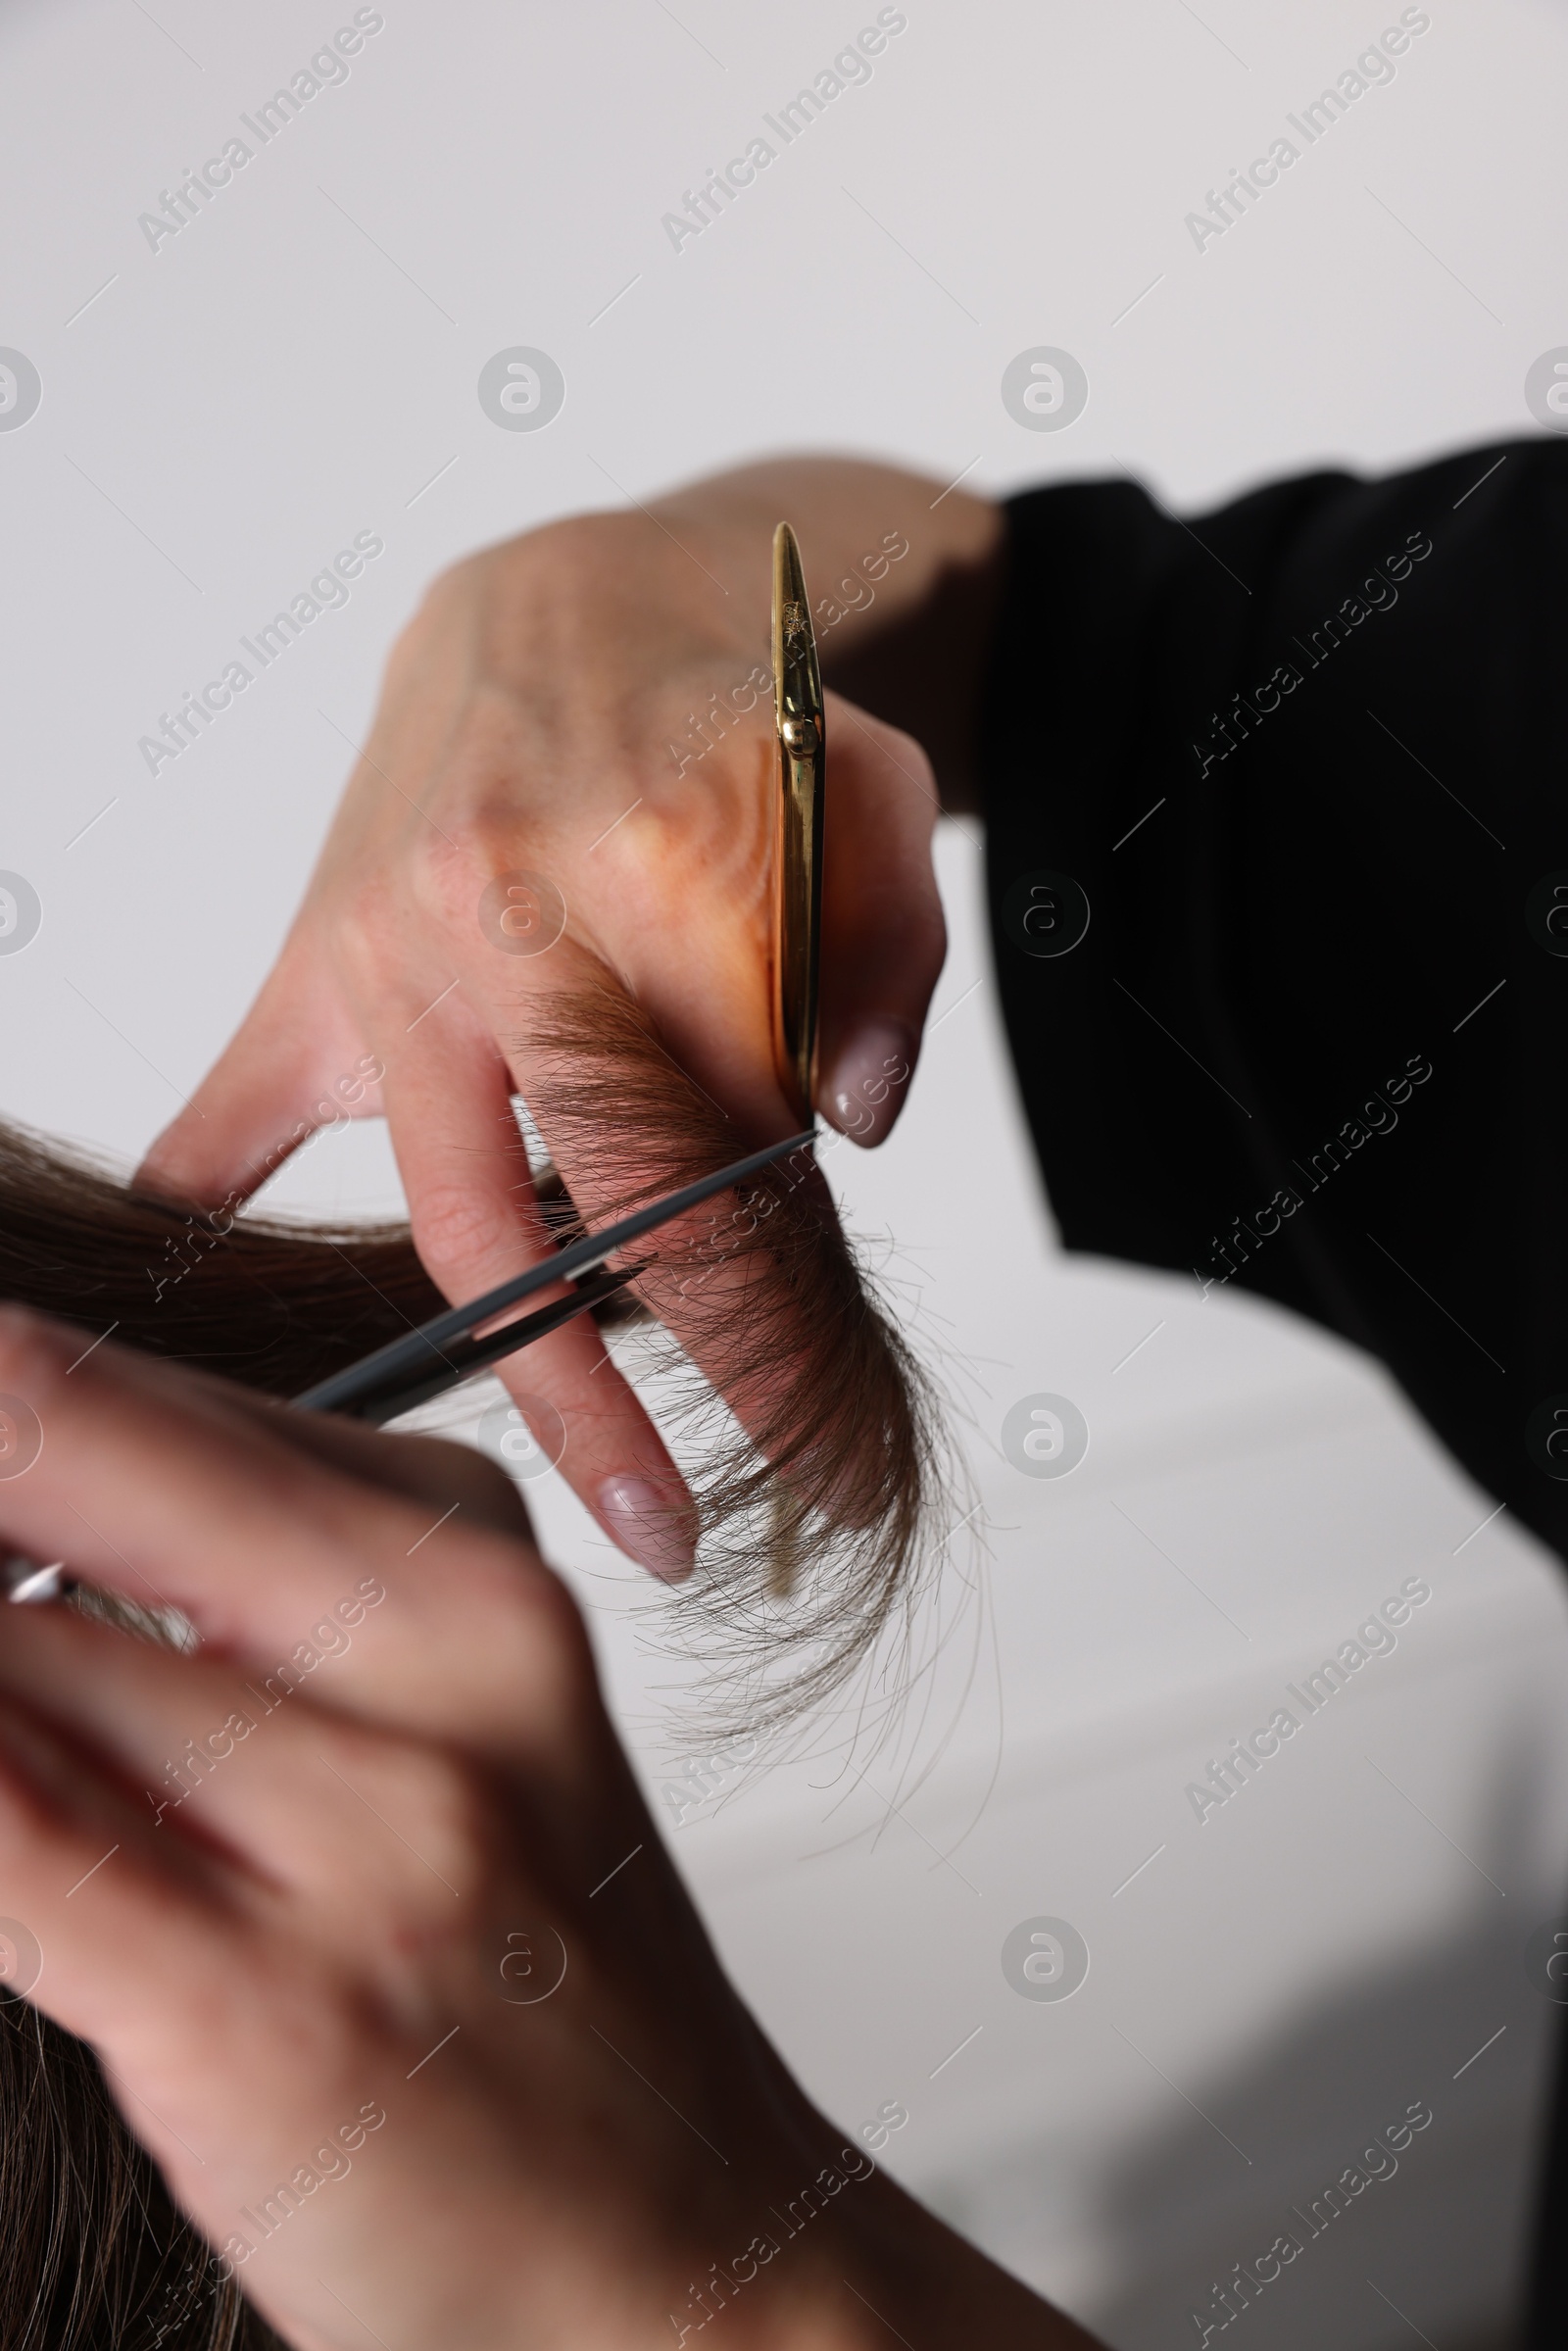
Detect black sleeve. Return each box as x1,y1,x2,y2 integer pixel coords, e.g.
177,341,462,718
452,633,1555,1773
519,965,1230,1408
979,439,1568,1565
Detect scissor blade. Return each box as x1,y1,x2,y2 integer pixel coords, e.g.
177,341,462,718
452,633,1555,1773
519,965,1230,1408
336,1265,643,1427
293,1125,816,1419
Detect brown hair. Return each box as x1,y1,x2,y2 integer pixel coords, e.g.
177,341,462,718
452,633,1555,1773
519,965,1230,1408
0,981,951,1736
514,986,953,1736
0,1997,281,2350
0,1112,444,1396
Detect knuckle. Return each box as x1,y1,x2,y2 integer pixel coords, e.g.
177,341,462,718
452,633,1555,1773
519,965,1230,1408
409,816,486,923
460,1448,530,1531
392,1434,532,1541
444,1538,597,1715
318,1728,504,1918
509,1554,593,1684
386,1749,503,1910
408,795,537,937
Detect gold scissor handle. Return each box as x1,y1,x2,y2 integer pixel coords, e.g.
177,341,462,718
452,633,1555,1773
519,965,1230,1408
770,521,825,1122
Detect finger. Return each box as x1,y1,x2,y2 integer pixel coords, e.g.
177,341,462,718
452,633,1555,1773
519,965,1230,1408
0,1684,237,2041
379,997,697,1580
134,934,381,1209
223,1390,533,1543
0,1675,436,2290
0,1602,497,1920
814,695,947,1146
0,1610,271,1872
0,1681,328,2221
10,1344,535,1543
0,1310,599,1768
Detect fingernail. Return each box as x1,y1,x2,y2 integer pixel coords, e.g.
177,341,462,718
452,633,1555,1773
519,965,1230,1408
597,1477,697,1583
821,1018,917,1147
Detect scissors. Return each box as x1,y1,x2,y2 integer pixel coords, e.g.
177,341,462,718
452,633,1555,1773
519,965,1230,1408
769,521,826,1124
3,1124,815,1604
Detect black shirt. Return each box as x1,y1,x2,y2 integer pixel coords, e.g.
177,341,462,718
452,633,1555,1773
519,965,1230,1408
979,438,1568,2342
983,438,1568,1563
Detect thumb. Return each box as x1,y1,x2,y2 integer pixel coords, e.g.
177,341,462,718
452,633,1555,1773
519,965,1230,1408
814,695,947,1147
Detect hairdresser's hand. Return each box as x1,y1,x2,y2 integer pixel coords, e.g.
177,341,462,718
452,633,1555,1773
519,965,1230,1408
0,1311,1090,2351
138,463,995,1579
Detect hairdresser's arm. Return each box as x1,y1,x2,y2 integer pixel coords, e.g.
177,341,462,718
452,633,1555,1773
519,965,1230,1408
138,460,1000,1575
0,1309,1097,2351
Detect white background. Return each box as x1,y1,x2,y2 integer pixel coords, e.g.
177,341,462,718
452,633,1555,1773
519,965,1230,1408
4,1,1568,2343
